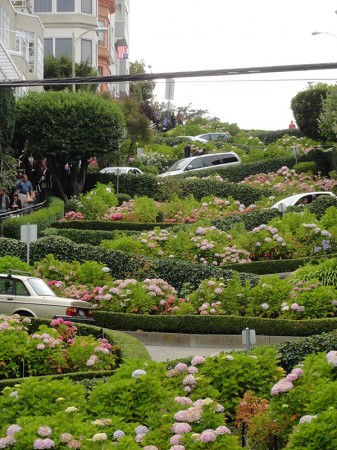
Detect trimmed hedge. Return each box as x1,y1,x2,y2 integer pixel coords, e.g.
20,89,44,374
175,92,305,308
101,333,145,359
277,330,337,372
212,208,281,231
2,196,64,240
42,228,140,245
93,311,337,336
50,220,178,231
25,236,259,292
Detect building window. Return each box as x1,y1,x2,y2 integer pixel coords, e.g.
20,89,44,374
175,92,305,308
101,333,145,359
55,38,72,57
81,39,92,65
81,0,92,13
57,0,74,12
44,38,53,56
97,20,105,45
34,0,52,12
116,3,123,21
0,8,10,48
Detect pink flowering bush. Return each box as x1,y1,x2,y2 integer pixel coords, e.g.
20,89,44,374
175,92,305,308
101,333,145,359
77,182,118,220
0,316,118,379
61,211,85,221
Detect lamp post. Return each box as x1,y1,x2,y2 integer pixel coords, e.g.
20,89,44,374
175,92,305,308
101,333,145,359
72,26,108,91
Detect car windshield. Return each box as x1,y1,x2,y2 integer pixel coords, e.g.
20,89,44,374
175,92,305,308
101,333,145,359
28,278,56,296
166,158,192,172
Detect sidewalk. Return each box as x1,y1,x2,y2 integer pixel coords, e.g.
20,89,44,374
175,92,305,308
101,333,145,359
145,344,236,362
125,331,302,363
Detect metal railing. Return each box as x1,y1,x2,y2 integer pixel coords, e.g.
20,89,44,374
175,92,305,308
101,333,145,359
0,199,47,222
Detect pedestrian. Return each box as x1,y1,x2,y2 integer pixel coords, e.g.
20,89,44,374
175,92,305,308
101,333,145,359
184,143,192,158
9,192,22,211
0,188,10,212
289,120,296,129
162,116,169,131
170,113,176,128
176,111,184,126
16,173,33,208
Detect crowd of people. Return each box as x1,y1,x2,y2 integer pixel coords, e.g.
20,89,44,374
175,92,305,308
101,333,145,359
0,155,50,215
154,110,185,132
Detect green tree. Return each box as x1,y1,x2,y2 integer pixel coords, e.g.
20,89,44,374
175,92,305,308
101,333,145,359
319,85,337,141
291,83,330,140
129,60,155,102
0,87,17,190
0,87,15,153
13,90,125,199
44,55,98,91
120,97,153,164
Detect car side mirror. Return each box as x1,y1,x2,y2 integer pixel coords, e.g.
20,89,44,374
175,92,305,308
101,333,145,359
185,165,193,171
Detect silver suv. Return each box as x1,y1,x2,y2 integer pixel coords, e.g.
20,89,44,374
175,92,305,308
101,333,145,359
0,271,94,323
158,151,241,177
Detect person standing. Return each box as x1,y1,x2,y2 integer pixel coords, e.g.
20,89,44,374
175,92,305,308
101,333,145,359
289,120,296,129
176,111,184,126
0,188,10,212
16,173,33,208
184,143,192,158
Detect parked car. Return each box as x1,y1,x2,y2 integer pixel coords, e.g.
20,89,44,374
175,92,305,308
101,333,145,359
174,135,208,144
100,167,143,175
0,271,94,322
158,152,241,177
271,191,337,210
196,132,229,142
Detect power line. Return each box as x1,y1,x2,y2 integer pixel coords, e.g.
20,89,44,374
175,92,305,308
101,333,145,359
1,62,337,87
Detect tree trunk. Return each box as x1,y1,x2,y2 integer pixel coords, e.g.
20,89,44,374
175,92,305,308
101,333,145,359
126,139,136,165
47,156,88,200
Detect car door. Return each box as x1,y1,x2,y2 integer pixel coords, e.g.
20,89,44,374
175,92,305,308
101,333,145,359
0,277,16,315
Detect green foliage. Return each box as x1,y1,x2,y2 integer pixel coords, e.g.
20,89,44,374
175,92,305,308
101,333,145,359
2,196,64,240
116,193,131,205
133,196,158,223
291,257,337,287
0,87,15,153
13,90,125,199
78,182,118,220
307,195,337,219
293,160,317,174
43,55,98,92
291,83,330,140
0,256,31,274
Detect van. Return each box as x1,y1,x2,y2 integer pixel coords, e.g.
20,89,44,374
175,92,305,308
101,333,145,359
158,152,241,177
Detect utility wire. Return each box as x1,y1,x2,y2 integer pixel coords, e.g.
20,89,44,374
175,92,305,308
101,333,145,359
1,62,337,87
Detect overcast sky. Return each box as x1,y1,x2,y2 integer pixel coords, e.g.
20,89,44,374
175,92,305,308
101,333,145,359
129,0,337,131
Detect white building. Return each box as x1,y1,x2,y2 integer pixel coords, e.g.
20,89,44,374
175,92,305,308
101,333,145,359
0,0,44,94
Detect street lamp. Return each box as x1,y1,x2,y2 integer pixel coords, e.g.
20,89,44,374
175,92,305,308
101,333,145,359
72,26,108,91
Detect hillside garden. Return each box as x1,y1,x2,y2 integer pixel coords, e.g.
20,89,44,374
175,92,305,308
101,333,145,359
4,105,337,448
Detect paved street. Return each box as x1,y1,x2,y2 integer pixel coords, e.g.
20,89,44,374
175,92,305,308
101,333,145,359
145,344,239,362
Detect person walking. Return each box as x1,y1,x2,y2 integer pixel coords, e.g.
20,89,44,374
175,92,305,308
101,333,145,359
184,143,192,158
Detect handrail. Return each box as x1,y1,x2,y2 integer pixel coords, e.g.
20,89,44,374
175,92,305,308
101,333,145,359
0,199,47,222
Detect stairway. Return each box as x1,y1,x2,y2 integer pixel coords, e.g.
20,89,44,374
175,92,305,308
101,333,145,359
0,41,20,81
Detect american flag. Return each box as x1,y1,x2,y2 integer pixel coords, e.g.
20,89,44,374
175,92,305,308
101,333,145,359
117,46,128,59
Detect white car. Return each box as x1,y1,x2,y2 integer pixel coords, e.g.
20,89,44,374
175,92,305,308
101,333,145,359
0,271,94,323
158,152,241,177
196,132,229,141
271,191,337,211
174,136,208,144
100,167,143,175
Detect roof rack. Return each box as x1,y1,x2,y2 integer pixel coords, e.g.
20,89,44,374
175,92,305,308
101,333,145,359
8,269,32,278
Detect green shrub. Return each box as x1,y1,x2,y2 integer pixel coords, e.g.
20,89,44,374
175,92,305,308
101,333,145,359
116,192,131,205
2,196,64,240
307,195,337,219
277,330,337,371
293,160,317,174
